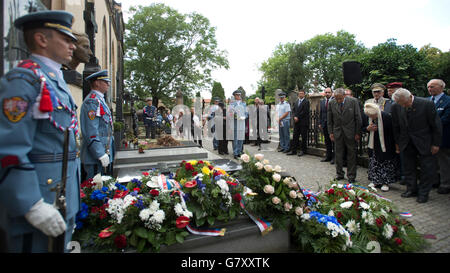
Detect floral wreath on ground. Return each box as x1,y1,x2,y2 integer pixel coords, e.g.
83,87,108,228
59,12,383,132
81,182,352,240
73,172,192,252
238,153,307,229
174,160,244,227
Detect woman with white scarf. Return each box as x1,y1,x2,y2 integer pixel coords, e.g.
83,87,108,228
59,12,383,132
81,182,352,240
363,103,397,191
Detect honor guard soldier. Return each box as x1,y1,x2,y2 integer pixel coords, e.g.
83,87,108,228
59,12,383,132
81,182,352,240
143,97,157,139
0,10,81,252
80,70,114,179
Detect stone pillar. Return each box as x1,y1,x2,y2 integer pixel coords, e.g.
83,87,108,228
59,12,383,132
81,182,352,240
176,89,183,105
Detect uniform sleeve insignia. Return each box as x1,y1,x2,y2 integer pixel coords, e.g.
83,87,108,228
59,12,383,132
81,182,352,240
88,110,96,120
3,97,28,123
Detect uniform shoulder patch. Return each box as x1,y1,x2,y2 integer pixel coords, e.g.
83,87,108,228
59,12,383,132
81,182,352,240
88,110,96,120
90,93,96,99
3,97,28,123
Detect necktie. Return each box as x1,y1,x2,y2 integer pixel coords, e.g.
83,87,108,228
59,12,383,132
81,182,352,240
432,96,435,103
325,98,329,110
340,102,344,111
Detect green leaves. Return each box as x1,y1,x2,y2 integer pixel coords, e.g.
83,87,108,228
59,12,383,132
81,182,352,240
124,3,229,104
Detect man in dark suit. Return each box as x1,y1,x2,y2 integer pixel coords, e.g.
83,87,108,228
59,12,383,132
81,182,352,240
327,88,362,183
319,88,334,162
391,88,442,203
427,79,450,194
288,89,310,156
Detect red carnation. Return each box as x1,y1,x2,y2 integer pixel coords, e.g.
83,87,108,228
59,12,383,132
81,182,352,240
114,234,127,249
392,225,399,233
198,160,204,164
150,189,159,196
80,189,86,198
192,171,198,176
176,216,190,229
337,212,343,218
185,163,194,171
114,190,129,199
394,238,402,245
233,193,242,202
133,187,140,192
142,171,149,176
208,165,213,170
327,188,335,195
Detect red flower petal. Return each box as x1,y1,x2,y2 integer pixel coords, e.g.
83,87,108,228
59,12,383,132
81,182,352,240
176,216,190,229
99,226,113,238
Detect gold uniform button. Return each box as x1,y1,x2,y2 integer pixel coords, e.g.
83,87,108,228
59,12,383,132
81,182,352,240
57,106,63,110
47,179,53,185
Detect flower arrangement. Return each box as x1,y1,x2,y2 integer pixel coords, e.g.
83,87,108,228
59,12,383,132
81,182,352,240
73,172,192,253
174,160,244,227
237,153,307,229
312,183,428,252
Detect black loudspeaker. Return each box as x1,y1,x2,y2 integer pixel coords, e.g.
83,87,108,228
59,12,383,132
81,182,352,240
343,61,362,85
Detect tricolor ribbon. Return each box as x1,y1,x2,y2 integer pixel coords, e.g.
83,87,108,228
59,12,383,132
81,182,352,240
399,212,413,217
239,200,272,236
186,224,226,237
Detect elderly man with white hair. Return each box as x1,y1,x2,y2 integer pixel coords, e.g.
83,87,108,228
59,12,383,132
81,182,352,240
390,88,442,203
427,79,450,194
362,103,397,191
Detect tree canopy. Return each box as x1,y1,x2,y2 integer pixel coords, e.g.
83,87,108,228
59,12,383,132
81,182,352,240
124,3,229,107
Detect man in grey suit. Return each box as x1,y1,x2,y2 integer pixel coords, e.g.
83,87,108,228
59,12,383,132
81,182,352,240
327,88,362,183
391,88,442,203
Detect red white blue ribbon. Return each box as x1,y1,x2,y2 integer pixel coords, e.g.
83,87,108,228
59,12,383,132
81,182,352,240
239,200,272,235
399,212,412,217
186,224,226,237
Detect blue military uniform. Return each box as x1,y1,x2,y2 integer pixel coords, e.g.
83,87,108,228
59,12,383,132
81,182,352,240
0,11,80,252
80,70,114,179
229,90,248,158
143,98,157,139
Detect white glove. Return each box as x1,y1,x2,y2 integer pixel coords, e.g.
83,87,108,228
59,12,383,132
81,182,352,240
24,199,66,237
99,154,110,167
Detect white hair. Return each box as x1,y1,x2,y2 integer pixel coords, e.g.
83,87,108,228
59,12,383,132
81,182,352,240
334,88,345,96
427,79,446,89
392,88,411,102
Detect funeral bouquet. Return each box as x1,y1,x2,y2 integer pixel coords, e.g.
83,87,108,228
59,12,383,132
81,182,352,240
237,153,307,229
174,160,244,227
311,183,428,253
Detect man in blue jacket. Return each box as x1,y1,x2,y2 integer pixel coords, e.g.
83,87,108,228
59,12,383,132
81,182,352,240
427,79,450,194
80,70,114,179
0,10,80,252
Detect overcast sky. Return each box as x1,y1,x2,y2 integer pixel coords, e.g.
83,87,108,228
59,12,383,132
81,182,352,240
120,0,450,98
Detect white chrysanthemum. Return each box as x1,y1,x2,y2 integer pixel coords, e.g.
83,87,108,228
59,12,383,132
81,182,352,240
328,210,335,217
174,203,184,216
151,210,165,224
383,224,394,239
149,200,160,214
345,219,360,233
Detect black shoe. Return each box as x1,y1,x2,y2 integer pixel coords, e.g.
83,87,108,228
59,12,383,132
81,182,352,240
283,149,290,153
297,151,305,157
401,191,418,198
399,180,406,185
233,155,239,159
224,151,229,155
287,151,296,155
330,159,335,165
257,147,261,151
437,187,450,194
335,176,344,181
219,152,224,155
416,196,428,203
321,158,331,162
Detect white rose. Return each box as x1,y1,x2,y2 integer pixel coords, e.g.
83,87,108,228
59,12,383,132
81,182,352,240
289,190,297,199
240,154,250,163
264,164,273,172
254,153,264,161
272,196,281,204
283,177,291,185
274,165,282,172
255,162,264,170
263,185,275,194
263,159,270,165
284,202,293,211
295,207,303,216
272,173,281,182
